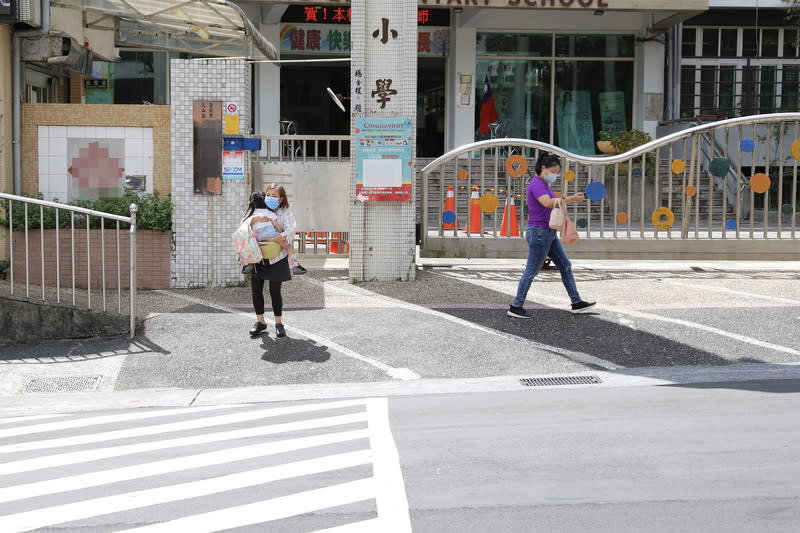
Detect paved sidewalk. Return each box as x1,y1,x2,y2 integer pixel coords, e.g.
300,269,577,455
1,258,799,414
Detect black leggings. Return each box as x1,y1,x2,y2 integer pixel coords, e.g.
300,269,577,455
251,278,283,317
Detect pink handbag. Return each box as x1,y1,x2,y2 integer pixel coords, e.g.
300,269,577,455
561,214,579,244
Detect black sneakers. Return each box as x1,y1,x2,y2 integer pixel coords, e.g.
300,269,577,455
292,264,308,275
570,301,596,314
275,323,286,338
249,321,267,336
507,305,534,318
242,265,255,274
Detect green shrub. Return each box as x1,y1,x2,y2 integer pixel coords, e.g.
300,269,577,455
0,191,173,232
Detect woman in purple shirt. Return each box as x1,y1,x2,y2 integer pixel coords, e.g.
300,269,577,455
508,153,596,318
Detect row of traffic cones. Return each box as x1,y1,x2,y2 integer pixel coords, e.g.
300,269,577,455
442,184,519,236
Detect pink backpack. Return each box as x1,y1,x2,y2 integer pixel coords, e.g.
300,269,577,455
231,217,263,266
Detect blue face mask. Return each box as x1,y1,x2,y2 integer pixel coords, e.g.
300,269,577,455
542,171,559,184
265,196,280,210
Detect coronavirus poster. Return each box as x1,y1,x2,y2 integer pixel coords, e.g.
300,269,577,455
355,117,413,202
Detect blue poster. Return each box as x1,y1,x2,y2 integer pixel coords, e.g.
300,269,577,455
555,90,594,155
355,117,413,202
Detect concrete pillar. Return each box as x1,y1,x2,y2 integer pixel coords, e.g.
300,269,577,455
446,14,477,152
641,40,665,138
349,0,418,281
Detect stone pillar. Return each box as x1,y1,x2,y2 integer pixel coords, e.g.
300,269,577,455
349,0,418,281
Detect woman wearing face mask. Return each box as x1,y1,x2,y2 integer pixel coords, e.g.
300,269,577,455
508,153,596,318
243,185,298,338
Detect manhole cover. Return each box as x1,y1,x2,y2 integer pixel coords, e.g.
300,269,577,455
24,376,102,393
520,376,602,387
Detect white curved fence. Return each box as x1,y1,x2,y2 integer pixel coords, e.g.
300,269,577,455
420,113,800,260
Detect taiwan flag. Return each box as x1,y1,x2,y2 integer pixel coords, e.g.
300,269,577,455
479,74,499,135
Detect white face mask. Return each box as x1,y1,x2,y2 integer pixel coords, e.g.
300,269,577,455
542,171,559,184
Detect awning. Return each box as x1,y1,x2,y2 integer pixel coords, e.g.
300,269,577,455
51,0,278,60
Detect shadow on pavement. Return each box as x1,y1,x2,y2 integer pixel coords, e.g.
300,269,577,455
0,334,171,362
359,269,768,370
260,336,332,364
664,378,800,394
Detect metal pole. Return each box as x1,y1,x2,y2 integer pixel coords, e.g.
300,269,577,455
129,203,138,338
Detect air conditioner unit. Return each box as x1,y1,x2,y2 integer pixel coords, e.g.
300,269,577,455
17,0,42,28
21,35,93,77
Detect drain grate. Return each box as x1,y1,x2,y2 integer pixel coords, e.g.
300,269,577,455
520,375,602,387
24,376,103,393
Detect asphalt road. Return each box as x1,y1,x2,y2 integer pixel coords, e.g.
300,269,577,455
1,382,799,532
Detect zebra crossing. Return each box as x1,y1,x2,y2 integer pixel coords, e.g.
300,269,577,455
0,398,411,532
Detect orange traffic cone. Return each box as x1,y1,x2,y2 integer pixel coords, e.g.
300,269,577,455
463,186,482,234
443,184,457,230
499,192,520,237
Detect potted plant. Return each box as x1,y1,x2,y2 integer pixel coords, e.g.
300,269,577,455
610,129,656,177
596,128,619,154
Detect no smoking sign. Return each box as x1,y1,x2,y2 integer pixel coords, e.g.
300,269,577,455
227,103,238,114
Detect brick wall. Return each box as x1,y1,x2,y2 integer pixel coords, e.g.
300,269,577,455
10,229,170,289
20,104,171,197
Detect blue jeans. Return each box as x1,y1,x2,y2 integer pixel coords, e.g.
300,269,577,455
512,225,581,307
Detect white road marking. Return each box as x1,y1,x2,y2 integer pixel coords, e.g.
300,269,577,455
366,398,413,532
0,398,369,455
0,412,368,476
118,478,377,532
511,287,800,358
301,277,624,371
0,404,239,439
0,451,373,533
0,413,68,423
604,304,800,356
0,428,370,504
656,278,800,305
155,290,420,380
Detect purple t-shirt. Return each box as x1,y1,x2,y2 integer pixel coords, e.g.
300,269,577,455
527,176,556,228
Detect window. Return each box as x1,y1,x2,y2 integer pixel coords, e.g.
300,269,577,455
476,33,634,155
681,26,800,117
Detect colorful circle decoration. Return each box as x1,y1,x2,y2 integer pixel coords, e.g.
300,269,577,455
504,155,528,178
457,168,468,181
442,210,456,224
564,170,576,182
725,219,737,231
671,160,686,174
651,207,675,230
585,181,606,201
685,185,697,197
576,217,588,229
750,173,771,194
791,140,800,162
783,204,795,216
632,167,643,179
740,139,755,153
479,193,499,213
709,158,730,177
616,212,628,224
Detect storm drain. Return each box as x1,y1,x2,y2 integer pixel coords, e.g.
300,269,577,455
520,375,602,387
24,376,103,393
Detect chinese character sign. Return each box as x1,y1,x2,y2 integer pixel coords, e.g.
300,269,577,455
355,118,413,202
280,24,448,56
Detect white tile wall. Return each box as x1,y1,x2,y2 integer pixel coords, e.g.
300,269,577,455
170,58,251,288
37,126,155,201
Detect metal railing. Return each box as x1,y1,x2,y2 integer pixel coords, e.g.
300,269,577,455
0,193,138,338
420,113,800,250
256,134,350,162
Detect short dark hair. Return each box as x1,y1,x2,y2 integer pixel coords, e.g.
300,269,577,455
534,153,561,175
